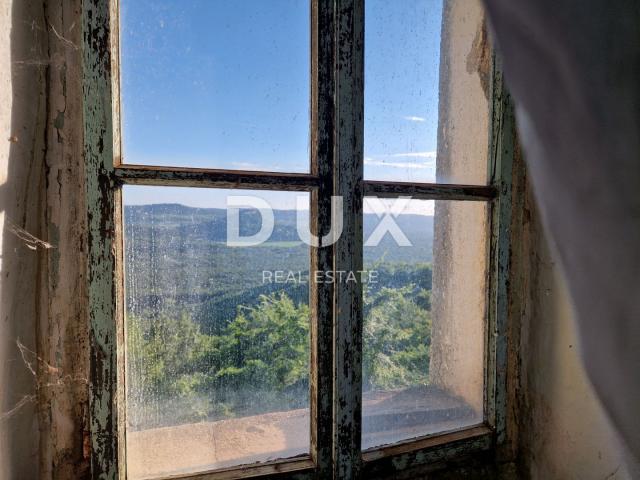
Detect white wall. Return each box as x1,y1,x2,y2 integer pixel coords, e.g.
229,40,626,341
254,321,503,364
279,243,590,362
431,0,491,415
1,0,89,478
517,210,638,479
0,1,46,478
433,2,639,478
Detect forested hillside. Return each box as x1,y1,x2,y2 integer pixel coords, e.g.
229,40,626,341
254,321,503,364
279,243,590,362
124,204,434,429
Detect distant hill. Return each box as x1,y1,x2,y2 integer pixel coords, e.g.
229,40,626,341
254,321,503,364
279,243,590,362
125,203,433,251
124,204,434,332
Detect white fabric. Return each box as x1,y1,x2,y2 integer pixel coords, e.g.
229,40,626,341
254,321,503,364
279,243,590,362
482,0,640,462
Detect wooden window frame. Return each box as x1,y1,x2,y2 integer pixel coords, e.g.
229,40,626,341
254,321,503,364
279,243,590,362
83,0,514,478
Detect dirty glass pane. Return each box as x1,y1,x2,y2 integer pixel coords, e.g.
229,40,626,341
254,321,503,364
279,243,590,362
123,186,311,478
362,198,487,450
364,0,489,184
119,1,310,172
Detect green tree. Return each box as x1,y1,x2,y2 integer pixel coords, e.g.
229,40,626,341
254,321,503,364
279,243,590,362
126,311,214,426
363,285,431,391
126,278,432,428
213,293,310,409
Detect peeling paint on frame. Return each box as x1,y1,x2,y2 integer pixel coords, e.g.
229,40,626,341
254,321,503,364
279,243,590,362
83,0,120,477
83,0,515,478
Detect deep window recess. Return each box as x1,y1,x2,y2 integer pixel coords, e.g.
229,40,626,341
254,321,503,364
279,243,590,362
83,0,513,479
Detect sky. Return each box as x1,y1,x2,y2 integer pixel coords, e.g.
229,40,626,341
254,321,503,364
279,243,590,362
120,0,443,211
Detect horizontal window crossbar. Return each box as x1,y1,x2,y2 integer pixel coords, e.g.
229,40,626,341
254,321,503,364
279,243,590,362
114,165,319,191
364,180,496,201
114,166,496,201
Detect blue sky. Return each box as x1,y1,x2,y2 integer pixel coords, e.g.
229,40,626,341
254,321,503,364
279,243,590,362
120,0,442,209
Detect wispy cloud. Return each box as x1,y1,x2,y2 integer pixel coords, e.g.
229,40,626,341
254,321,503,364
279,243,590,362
231,161,264,169
364,157,435,169
389,151,436,159
403,115,426,122
231,162,307,172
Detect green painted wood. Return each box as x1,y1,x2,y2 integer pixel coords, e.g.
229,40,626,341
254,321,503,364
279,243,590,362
83,0,514,477
150,459,316,480
114,166,319,191
356,48,515,480
83,0,119,477
309,0,335,477
486,54,515,444
363,180,497,201
332,0,364,478
362,428,493,478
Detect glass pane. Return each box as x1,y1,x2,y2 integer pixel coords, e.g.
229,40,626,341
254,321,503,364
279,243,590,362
362,198,487,450
364,0,489,184
119,1,310,172
123,186,311,478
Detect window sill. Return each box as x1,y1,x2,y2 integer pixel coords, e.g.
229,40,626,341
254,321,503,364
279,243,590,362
126,386,483,479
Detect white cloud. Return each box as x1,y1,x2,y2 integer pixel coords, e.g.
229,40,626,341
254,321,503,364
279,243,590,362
363,151,437,170
231,161,264,169
403,115,426,122
390,151,437,159
364,157,435,169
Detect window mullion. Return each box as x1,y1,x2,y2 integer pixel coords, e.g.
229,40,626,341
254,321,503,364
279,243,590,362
332,0,365,478
84,0,120,476
486,54,515,445
310,0,335,477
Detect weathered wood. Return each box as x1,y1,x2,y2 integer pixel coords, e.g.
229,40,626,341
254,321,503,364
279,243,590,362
84,0,515,477
486,54,514,445
363,180,496,201
150,458,316,480
116,166,498,201
362,426,493,479
110,0,122,167
83,0,120,477
362,425,492,461
114,165,318,191
309,0,335,477
353,18,515,480
332,0,364,478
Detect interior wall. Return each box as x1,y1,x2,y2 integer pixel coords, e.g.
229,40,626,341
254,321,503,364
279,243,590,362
0,0,46,478
431,0,491,416
0,0,88,478
516,195,638,480
38,0,90,477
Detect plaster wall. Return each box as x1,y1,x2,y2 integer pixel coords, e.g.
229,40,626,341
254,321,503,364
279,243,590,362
431,0,491,415
432,2,637,478
0,0,88,478
517,206,638,480
0,1,46,478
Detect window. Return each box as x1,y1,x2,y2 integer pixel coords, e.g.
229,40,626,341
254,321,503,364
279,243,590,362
83,0,513,478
